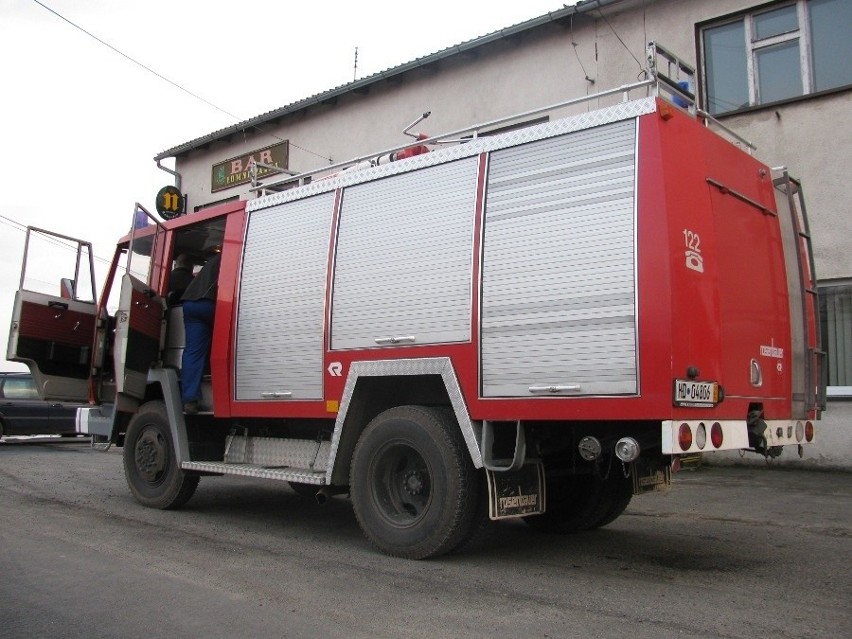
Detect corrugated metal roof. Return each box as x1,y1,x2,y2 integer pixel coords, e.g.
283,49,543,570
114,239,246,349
154,0,624,161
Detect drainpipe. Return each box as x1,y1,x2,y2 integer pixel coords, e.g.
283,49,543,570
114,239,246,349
156,158,182,192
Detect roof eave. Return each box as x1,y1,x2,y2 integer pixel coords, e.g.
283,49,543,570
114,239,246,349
153,0,623,161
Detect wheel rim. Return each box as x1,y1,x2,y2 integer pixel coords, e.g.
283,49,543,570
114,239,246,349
134,426,168,484
370,441,433,527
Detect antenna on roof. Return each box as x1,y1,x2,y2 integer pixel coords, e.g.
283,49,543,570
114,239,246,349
353,47,358,81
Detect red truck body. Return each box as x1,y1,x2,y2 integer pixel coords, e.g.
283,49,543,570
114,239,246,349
147,99,817,435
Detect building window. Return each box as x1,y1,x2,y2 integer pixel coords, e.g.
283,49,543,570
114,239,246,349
700,0,852,115
819,282,852,398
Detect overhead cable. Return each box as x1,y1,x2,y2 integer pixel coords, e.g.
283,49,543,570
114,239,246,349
31,1,332,163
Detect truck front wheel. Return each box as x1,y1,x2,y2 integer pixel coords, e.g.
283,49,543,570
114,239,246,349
123,401,199,509
350,406,479,559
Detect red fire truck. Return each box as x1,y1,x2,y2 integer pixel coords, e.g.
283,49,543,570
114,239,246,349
7,45,824,558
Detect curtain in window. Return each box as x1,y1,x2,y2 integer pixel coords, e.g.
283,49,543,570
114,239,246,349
820,284,852,387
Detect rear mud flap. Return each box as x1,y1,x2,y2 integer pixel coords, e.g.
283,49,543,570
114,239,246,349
486,462,545,520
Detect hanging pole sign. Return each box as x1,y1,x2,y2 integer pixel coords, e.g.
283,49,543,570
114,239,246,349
155,185,185,220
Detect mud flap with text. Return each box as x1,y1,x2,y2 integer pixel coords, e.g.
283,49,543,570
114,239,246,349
486,462,545,520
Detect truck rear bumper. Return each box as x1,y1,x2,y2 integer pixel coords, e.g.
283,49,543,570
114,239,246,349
661,419,815,454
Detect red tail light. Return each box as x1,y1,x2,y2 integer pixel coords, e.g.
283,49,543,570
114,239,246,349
678,423,693,451
805,421,814,442
711,422,723,448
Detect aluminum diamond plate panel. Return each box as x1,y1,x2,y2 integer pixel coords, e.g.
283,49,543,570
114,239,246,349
181,461,326,484
224,436,330,471
325,358,482,482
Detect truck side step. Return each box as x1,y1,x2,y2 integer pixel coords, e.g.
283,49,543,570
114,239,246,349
179,435,331,484
223,435,330,470
180,461,326,484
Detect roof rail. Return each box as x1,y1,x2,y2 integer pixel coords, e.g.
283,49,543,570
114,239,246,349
250,78,655,195
647,41,696,113
250,42,752,194
646,41,756,153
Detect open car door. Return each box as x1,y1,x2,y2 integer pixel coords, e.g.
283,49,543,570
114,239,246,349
6,228,98,402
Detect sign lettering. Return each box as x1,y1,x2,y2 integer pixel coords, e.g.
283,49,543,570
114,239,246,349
155,185,184,220
212,142,289,192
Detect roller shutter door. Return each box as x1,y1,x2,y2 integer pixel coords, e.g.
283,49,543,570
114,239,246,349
481,119,638,397
236,193,334,400
331,158,478,350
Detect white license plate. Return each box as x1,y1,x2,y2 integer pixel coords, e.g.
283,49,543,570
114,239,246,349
673,379,719,407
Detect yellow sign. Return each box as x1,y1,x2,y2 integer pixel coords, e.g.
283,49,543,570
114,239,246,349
156,185,184,220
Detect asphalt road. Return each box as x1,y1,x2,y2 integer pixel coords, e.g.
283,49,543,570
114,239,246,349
0,437,849,639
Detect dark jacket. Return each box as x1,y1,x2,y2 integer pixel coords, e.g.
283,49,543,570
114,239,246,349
182,253,221,302
167,266,194,304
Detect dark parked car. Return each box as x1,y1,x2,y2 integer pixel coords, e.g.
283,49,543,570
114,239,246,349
0,372,84,438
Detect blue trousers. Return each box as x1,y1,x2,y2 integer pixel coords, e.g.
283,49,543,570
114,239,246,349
181,299,215,403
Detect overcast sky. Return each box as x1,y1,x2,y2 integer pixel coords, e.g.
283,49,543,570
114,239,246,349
0,0,568,372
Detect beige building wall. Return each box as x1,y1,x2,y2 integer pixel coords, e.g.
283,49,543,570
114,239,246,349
175,23,602,210
169,0,850,467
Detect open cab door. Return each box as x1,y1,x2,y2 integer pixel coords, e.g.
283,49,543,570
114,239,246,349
112,205,168,410
7,228,98,402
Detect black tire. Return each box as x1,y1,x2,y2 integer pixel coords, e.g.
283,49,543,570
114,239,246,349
524,468,632,534
449,466,491,554
350,405,479,559
123,401,199,509
590,472,633,529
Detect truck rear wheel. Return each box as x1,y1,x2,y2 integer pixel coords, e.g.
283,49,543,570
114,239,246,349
350,406,479,559
524,469,632,533
123,401,198,510
591,472,633,529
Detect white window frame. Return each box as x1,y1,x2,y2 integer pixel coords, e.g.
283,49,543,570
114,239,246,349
700,0,835,114
746,2,811,105
819,280,852,399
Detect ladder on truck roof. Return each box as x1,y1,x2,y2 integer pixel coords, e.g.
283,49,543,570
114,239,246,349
249,42,755,196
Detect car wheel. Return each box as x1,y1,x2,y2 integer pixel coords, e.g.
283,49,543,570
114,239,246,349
350,405,479,559
123,401,199,509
